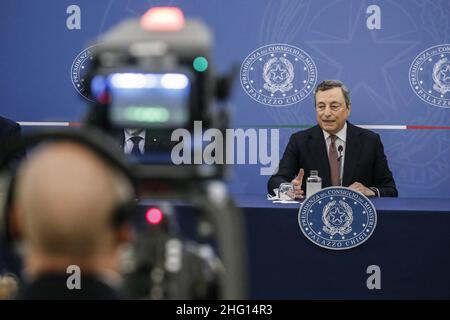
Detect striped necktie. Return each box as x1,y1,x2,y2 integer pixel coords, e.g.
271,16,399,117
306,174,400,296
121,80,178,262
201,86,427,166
328,135,340,186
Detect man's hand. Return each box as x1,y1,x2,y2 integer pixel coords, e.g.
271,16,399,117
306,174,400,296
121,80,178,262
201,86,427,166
348,182,376,197
290,168,305,199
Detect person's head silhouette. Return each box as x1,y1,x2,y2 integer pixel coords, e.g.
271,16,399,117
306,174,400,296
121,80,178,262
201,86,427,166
12,141,134,299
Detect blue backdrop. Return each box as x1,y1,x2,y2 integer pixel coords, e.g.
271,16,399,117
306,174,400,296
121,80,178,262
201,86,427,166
1,0,449,198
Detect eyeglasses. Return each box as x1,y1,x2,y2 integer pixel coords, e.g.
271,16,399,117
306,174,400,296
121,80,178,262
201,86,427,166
316,104,344,112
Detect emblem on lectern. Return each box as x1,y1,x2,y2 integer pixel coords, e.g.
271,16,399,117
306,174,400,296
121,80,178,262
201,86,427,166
298,187,377,250
322,200,353,236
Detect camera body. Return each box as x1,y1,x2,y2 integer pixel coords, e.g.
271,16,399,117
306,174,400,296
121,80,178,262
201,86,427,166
80,8,243,299
84,11,230,186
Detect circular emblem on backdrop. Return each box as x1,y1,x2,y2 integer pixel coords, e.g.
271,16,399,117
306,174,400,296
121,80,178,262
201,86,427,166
409,44,450,108
71,45,99,102
240,44,317,107
298,187,377,250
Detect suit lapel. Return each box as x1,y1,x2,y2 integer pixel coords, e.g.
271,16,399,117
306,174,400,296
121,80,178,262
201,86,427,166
308,126,331,186
144,131,153,152
342,122,362,186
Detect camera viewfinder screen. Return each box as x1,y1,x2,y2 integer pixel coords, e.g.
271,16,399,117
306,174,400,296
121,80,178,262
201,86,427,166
106,73,191,129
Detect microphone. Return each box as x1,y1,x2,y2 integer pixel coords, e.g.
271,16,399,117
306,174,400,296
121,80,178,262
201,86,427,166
337,145,343,162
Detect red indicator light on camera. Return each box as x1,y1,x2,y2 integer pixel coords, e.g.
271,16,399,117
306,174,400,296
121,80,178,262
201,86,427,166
141,7,185,32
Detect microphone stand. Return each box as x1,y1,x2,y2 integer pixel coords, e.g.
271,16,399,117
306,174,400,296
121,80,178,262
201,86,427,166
337,145,344,186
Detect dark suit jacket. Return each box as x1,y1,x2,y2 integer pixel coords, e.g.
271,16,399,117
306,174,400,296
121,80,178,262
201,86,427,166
17,273,123,300
0,116,25,167
268,122,398,197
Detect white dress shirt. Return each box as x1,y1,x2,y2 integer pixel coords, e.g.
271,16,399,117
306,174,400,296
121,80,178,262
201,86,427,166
124,129,146,154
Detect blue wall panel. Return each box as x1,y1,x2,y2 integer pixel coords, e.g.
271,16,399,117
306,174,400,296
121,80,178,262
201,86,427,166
1,0,449,198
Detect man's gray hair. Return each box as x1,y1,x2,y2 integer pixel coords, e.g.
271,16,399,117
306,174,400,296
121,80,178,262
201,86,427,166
314,80,351,108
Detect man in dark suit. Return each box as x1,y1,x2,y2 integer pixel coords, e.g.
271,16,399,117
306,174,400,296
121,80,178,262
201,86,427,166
0,116,25,166
121,128,175,154
268,80,397,198
11,141,134,299
120,128,176,163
